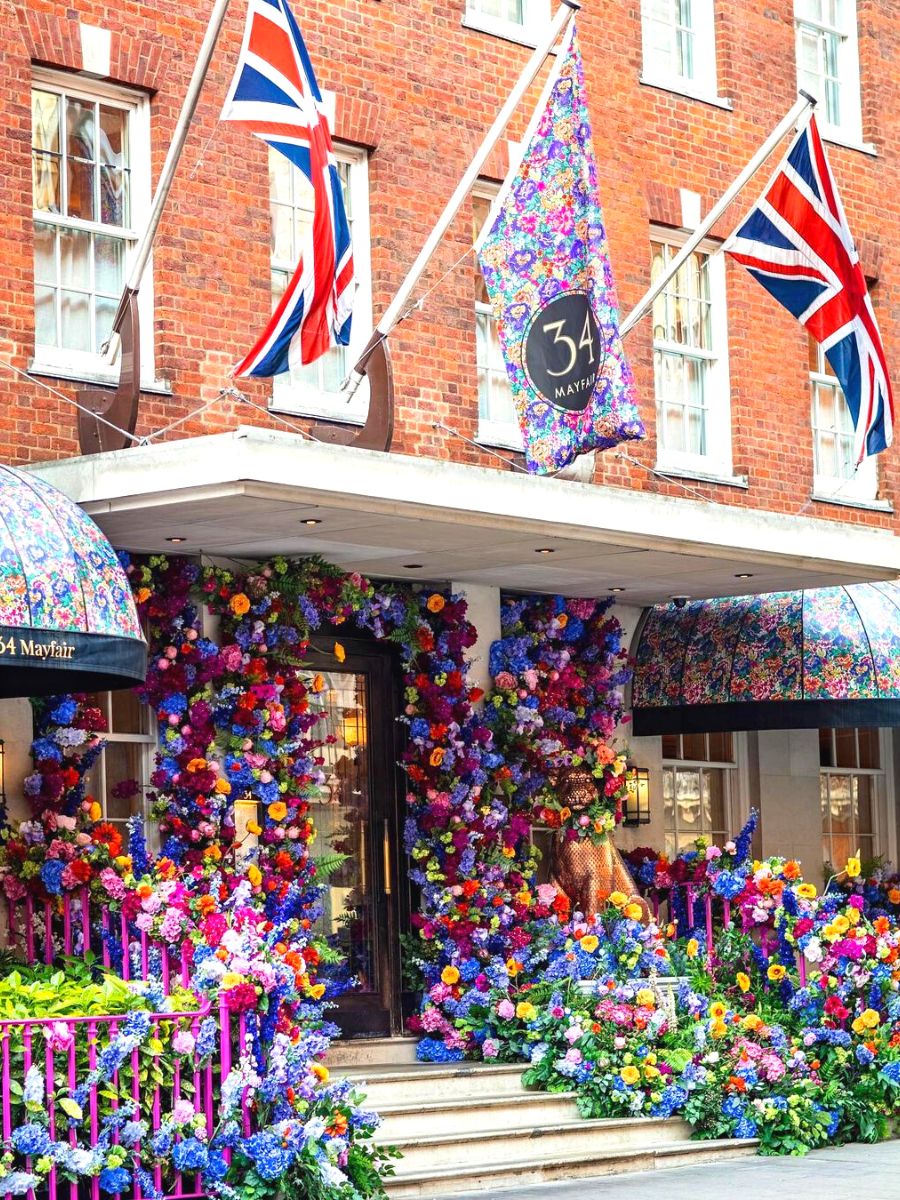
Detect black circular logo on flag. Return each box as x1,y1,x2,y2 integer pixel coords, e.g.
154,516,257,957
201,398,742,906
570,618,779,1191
523,291,604,412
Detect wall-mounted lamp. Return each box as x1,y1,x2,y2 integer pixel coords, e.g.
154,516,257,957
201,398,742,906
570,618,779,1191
623,763,651,826
341,707,366,748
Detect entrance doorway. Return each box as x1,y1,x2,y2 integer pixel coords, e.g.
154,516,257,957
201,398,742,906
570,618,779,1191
305,637,408,1037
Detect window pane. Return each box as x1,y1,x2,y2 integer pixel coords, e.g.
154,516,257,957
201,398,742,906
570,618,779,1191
702,769,726,831
95,296,117,354
59,228,91,290
32,89,60,153
102,742,145,823
67,98,96,160
32,152,61,213
707,731,733,762
857,728,880,769
34,285,57,346
94,234,125,294
819,727,834,767
681,732,707,761
827,775,852,834
855,775,873,836
110,687,148,735
60,290,91,351
34,223,56,284
834,727,857,768
100,166,129,227
66,155,96,221
661,733,680,759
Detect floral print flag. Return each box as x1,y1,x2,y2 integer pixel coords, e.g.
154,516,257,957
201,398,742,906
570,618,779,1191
477,23,645,474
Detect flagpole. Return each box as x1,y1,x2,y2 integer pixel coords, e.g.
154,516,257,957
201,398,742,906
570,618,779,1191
104,0,232,361
342,0,580,400
619,90,817,338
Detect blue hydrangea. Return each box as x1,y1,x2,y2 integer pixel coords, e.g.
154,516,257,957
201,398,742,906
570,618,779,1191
39,860,65,895
11,1124,52,1156
98,1167,132,1194
415,1038,465,1063
734,1116,758,1139
173,1137,210,1172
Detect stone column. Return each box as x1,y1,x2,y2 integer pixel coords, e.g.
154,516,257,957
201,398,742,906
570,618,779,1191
451,582,502,707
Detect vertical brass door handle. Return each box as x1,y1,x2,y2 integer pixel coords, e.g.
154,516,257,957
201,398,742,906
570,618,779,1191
383,819,392,895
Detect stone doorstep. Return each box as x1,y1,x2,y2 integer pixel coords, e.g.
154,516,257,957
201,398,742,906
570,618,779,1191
384,1137,760,1199
342,1062,530,1106
385,1116,699,1174
373,1090,590,1139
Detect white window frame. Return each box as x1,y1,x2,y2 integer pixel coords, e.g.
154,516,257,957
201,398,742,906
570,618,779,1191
82,692,158,848
809,340,877,501
472,182,524,451
462,0,551,47
819,727,892,869
30,67,155,386
640,0,721,104
269,144,372,424
651,230,732,477
794,0,863,144
661,732,748,858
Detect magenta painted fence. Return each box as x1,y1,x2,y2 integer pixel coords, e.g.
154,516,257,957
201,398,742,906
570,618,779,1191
647,883,808,985
2,892,253,1200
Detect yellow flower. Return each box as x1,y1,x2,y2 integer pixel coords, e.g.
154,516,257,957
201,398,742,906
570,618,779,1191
204,845,222,861
710,1002,727,1020
832,914,850,934
334,642,346,664
710,1020,728,1040
309,983,326,1000
846,854,861,879
214,778,232,795
636,988,655,1007
608,891,628,908
89,801,102,822
114,855,132,871
268,801,288,822
644,1065,660,1080
247,865,262,887
742,1013,763,1032
311,673,326,693
221,973,245,989
247,820,262,837
846,906,861,926
441,966,460,986
620,1066,640,1085
736,972,751,993
796,883,817,900
580,934,599,953
229,592,251,616
686,938,699,958
766,964,787,982
311,1063,329,1083
516,1002,537,1021
506,958,522,977
515,890,532,905
624,903,644,921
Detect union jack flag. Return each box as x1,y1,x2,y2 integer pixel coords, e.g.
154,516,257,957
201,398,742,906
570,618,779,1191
726,114,893,462
221,0,354,374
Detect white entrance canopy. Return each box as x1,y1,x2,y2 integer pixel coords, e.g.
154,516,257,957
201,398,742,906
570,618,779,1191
26,426,900,606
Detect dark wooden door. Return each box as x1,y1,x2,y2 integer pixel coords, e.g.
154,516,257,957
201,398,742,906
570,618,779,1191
304,637,408,1037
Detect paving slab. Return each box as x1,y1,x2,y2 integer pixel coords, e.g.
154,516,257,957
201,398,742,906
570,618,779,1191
440,1139,900,1200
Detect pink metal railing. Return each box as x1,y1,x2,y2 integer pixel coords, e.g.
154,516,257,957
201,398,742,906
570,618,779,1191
647,882,808,984
2,892,254,1199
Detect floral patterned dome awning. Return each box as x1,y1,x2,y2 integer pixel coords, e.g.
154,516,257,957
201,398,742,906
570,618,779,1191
631,583,900,735
0,465,146,697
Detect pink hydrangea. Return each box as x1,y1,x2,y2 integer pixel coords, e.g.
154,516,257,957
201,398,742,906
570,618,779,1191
496,999,515,1020
100,868,127,901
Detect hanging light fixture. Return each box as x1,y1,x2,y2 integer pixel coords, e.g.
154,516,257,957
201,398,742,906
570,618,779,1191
341,706,366,748
623,763,651,826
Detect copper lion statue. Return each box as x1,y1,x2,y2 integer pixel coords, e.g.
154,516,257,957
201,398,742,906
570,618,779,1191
548,766,650,921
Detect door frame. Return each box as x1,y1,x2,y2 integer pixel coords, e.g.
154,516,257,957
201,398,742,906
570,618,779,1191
304,635,409,1037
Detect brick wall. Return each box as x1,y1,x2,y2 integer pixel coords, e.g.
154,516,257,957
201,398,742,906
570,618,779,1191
0,0,897,531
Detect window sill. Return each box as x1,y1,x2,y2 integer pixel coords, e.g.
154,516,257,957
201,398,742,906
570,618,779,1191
655,461,748,489
461,14,541,48
269,393,366,427
810,491,892,513
819,127,877,157
639,74,733,110
28,358,172,396
475,421,524,452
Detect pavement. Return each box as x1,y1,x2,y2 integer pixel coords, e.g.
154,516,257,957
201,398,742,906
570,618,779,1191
441,1140,900,1200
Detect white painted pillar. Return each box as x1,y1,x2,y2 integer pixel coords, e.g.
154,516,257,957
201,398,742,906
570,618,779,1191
451,582,502,707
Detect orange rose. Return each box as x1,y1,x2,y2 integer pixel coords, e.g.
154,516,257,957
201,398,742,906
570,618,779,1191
334,642,346,664
429,748,445,767
230,593,251,616
426,594,446,613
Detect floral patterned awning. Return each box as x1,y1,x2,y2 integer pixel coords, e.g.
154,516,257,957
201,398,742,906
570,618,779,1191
0,465,146,697
631,583,900,734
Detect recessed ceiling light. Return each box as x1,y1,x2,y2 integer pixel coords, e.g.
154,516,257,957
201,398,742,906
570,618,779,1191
735,573,754,579
609,587,626,593
535,548,555,555
301,518,322,526
402,563,423,569
166,537,186,544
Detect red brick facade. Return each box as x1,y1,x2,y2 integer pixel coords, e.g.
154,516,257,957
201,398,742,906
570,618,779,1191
1,0,897,529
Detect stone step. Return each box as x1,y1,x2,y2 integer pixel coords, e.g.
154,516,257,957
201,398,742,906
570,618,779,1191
344,1062,527,1107
384,1114,696,1176
327,1037,420,1069
384,1136,759,1199
376,1089,585,1139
